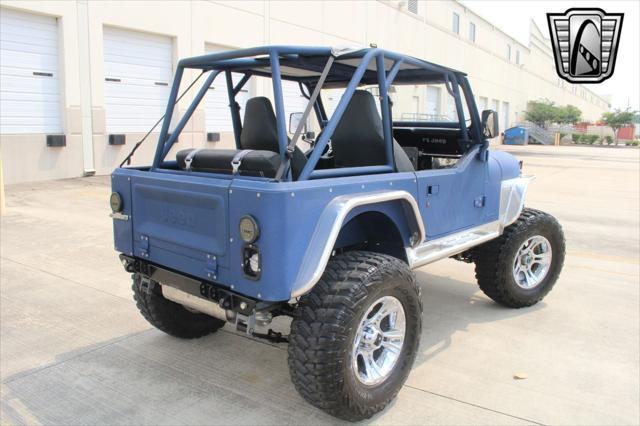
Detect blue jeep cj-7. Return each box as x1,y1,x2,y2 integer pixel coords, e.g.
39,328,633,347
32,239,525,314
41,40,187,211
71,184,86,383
110,46,565,421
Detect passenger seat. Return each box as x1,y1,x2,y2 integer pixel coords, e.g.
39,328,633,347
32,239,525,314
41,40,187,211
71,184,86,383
240,97,307,180
330,90,414,172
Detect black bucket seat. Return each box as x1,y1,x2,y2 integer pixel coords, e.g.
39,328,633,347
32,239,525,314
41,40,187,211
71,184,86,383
241,97,307,179
330,90,414,172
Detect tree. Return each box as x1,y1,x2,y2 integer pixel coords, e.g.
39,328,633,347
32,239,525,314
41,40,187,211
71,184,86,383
601,108,638,145
525,99,583,127
525,99,557,127
557,105,582,124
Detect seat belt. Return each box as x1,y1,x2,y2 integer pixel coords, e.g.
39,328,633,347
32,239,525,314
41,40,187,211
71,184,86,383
275,55,335,181
231,149,253,174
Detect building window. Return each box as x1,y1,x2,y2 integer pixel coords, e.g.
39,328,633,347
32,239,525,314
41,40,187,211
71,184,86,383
452,13,460,34
506,44,511,61
516,50,520,65
408,0,418,14
469,22,476,42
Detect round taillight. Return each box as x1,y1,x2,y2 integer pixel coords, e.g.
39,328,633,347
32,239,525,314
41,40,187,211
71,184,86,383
110,192,123,213
239,215,259,243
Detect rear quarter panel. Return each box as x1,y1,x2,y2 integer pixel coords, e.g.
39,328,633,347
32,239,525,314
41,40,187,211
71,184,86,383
227,172,419,300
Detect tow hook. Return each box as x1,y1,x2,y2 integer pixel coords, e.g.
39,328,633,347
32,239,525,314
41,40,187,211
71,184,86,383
235,310,288,343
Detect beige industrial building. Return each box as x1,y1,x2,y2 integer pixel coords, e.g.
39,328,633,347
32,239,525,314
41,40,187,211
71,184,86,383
0,0,610,184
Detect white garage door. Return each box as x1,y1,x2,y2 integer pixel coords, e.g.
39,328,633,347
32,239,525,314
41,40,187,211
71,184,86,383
204,44,253,133
204,73,250,134
103,27,172,133
205,73,251,133
0,8,61,134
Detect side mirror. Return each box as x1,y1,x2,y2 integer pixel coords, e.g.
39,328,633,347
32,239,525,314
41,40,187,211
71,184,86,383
481,110,499,139
289,112,306,135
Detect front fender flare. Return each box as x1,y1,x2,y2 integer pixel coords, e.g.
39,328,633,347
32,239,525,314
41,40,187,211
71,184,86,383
290,190,424,298
499,175,534,230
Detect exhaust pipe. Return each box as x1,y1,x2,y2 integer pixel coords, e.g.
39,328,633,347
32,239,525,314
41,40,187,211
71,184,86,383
161,285,233,322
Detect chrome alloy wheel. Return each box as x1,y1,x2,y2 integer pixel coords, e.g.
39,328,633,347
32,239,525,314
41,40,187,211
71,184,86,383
352,296,406,386
513,235,553,289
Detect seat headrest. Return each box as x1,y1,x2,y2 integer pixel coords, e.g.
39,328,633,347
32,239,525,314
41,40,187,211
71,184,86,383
241,97,280,152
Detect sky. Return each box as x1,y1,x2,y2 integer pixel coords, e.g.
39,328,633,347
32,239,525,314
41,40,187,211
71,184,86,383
459,0,640,111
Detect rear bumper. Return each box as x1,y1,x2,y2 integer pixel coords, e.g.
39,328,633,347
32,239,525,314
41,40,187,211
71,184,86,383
121,254,261,316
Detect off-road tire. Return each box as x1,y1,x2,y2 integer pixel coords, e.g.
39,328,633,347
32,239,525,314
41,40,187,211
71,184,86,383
473,208,565,308
132,273,225,338
288,251,422,421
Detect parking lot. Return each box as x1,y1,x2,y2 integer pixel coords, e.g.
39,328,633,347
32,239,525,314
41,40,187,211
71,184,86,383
1,144,638,425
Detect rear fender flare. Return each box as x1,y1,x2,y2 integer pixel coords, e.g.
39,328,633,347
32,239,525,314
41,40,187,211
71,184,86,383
290,190,424,298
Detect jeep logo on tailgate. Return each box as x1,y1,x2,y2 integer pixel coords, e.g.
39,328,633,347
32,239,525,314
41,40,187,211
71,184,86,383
162,207,195,229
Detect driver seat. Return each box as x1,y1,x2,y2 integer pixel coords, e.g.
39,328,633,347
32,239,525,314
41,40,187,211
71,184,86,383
241,97,307,179
330,90,414,172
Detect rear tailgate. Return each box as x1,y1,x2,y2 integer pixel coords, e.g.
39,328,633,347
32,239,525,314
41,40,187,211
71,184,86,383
130,172,231,283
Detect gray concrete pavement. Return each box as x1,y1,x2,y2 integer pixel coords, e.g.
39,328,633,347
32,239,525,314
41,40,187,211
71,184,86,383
1,145,638,425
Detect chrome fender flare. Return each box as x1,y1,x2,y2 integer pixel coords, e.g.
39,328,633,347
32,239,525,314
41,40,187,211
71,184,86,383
290,190,424,298
499,175,534,230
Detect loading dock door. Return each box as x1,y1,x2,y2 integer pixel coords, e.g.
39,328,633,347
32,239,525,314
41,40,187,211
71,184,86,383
103,27,173,133
0,9,62,134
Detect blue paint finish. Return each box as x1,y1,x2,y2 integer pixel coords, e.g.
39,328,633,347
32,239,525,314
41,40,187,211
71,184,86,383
122,169,233,285
132,183,227,255
415,148,488,238
111,45,527,303
489,150,521,180
223,171,420,300
112,155,521,300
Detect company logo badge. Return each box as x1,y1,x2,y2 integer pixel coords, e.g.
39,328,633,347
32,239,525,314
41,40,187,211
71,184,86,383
547,8,623,83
